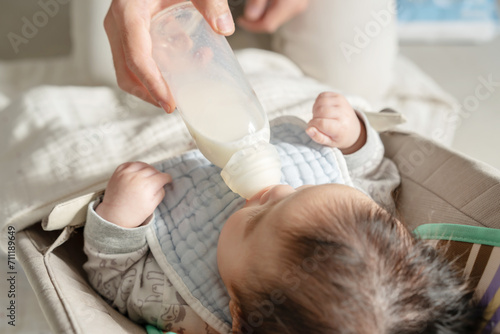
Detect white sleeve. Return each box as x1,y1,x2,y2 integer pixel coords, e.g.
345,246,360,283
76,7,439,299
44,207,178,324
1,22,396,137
83,200,213,332
344,112,401,213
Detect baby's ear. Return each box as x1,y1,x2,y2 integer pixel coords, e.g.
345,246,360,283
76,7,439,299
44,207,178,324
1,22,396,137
229,299,244,333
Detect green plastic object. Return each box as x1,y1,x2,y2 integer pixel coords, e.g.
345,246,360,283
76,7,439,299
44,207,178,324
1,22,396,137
414,223,500,247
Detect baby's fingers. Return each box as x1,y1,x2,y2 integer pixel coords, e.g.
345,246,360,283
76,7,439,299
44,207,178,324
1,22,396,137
151,172,173,187
308,117,340,136
306,126,337,147
150,172,172,203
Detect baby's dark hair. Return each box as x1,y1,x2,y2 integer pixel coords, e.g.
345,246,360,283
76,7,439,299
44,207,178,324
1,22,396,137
231,201,480,334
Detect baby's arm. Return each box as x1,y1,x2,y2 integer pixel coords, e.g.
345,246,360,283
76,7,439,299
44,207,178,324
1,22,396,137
307,92,400,212
84,162,173,326
84,162,216,331
83,206,159,321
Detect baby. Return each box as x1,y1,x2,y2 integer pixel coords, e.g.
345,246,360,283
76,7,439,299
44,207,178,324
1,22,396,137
83,92,479,333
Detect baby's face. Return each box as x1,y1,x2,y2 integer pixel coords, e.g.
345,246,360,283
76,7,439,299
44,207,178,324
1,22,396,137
216,183,377,298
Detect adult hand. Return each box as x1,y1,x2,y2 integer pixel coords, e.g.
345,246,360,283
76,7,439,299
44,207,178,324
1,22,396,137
104,0,235,113
237,0,309,33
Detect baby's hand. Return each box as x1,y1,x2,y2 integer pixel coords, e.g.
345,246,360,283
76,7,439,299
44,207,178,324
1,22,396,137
306,92,366,154
95,162,172,228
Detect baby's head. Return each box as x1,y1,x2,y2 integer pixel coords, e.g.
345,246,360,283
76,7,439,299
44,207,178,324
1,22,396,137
217,184,480,333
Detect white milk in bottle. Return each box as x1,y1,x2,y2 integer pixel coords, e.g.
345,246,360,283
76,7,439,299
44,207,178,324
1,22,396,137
175,81,268,168
150,2,281,198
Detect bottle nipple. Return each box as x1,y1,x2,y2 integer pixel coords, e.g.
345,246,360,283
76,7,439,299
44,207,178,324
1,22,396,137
221,142,282,199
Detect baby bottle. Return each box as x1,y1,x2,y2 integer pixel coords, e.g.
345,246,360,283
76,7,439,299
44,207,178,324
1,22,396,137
150,2,281,199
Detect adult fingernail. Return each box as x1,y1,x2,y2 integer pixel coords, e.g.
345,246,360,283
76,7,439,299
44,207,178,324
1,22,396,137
159,101,171,113
246,5,263,20
216,13,234,34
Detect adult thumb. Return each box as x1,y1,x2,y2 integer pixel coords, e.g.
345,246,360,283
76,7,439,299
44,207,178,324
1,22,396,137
191,0,235,35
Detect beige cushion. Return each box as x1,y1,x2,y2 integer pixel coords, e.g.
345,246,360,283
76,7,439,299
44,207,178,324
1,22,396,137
381,131,500,231
17,224,145,334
